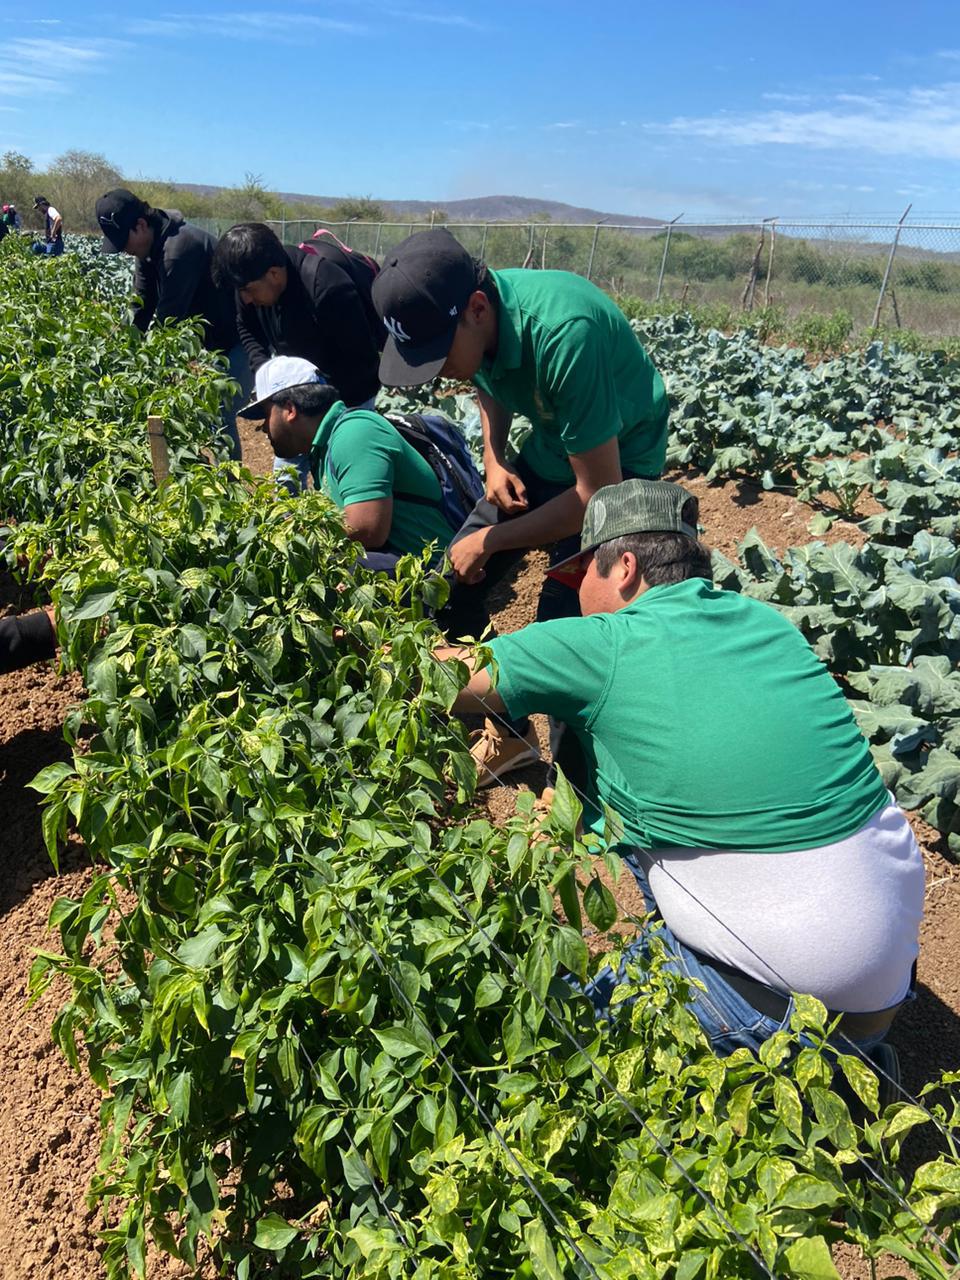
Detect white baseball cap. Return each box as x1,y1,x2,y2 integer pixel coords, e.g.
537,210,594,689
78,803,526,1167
241,355,325,419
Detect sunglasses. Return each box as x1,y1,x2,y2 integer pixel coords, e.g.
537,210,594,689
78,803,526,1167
546,548,594,590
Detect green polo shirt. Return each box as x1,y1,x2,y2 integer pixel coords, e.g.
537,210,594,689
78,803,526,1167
308,402,453,563
472,269,669,485
488,578,888,852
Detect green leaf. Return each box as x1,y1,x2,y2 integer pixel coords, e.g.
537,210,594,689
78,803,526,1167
776,1174,841,1210
554,867,582,933
254,1213,298,1252
28,762,75,795
68,583,118,621
374,1025,431,1060
782,1235,840,1280
583,876,617,931
773,1076,804,1139
176,925,223,970
475,972,506,1009
881,1103,931,1139
167,1070,192,1124
837,1052,880,1114
523,1218,563,1280
548,769,582,842
370,1112,393,1182
552,925,588,981
427,1173,459,1216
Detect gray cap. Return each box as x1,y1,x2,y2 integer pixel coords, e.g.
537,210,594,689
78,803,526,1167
551,478,699,575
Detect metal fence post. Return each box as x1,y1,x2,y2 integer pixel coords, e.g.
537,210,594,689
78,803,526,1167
480,222,489,260
655,212,684,301
374,222,383,257
586,221,605,281
872,203,912,328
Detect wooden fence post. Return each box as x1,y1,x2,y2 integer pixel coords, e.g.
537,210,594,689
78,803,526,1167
147,416,170,485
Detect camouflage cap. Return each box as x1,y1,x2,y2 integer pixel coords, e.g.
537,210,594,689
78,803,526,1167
550,478,699,578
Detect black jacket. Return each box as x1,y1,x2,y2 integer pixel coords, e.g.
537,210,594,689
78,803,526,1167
0,611,56,675
133,210,238,353
237,243,384,407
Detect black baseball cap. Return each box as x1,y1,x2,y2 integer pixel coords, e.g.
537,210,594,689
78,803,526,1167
96,188,146,254
372,228,479,387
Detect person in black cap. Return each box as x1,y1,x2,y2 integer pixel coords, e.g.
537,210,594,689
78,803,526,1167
372,227,669,780
96,188,249,460
212,223,384,492
31,196,63,255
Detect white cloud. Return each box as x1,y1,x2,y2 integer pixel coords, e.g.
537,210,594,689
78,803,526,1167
651,81,960,161
0,36,125,97
126,11,368,40
381,8,485,29
761,92,814,105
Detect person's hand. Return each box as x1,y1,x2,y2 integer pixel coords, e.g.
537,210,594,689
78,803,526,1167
483,458,528,514
450,528,494,585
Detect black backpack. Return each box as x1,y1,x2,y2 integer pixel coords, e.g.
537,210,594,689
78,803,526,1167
382,411,483,532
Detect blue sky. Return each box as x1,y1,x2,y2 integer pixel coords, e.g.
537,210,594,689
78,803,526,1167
2,1,959,219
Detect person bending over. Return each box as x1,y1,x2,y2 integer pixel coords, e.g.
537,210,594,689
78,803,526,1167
372,228,669,779
441,477,923,1065
96,188,248,460
214,223,383,492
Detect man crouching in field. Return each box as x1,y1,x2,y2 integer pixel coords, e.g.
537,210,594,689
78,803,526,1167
441,477,923,1067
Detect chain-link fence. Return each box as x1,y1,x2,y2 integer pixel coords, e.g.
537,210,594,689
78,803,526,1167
188,214,960,337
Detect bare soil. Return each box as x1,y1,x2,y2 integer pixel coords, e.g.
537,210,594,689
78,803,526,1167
0,426,955,1277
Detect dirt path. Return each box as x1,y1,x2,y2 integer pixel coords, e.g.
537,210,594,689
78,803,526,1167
0,427,955,1277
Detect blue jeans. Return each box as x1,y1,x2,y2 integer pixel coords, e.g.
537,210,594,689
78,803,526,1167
273,392,377,494
582,853,891,1056
220,344,252,462
32,239,64,256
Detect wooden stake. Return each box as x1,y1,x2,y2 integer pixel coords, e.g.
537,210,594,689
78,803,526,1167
763,220,777,308
890,287,902,329
147,415,170,485
741,224,765,311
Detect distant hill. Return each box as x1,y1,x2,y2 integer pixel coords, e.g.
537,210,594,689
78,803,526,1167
171,184,662,226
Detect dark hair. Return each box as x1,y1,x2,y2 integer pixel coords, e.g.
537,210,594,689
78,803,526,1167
456,259,498,326
475,259,498,302
593,500,712,587
271,382,340,417
213,222,287,289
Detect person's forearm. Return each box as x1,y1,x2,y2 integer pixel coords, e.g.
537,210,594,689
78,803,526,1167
0,610,56,675
434,645,505,715
477,387,512,464
483,485,587,555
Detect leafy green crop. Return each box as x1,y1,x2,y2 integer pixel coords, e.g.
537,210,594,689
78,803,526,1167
4,239,960,1279
635,313,960,538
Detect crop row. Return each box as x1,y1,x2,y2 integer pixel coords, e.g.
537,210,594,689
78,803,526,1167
2,235,959,1277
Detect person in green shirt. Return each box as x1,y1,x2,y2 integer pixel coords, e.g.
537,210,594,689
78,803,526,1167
438,478,923,1061
242,355,454,567
372,228,669,780
243,356,514,659
372,228,668,589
